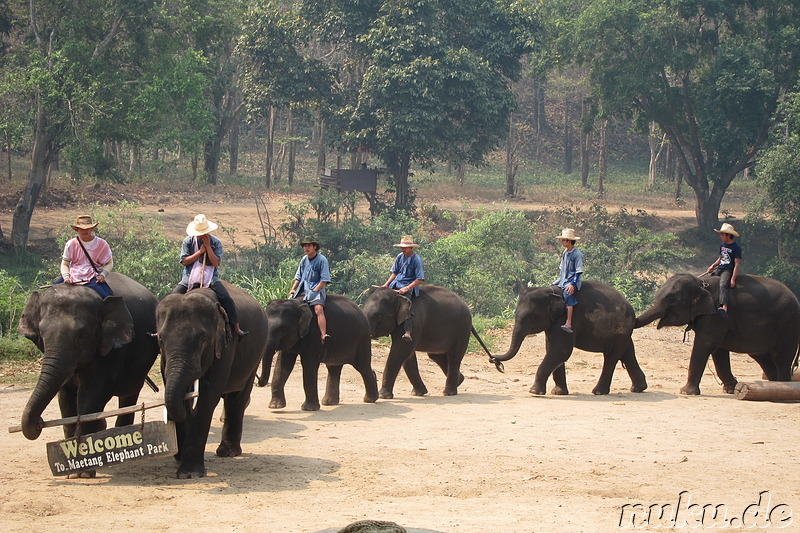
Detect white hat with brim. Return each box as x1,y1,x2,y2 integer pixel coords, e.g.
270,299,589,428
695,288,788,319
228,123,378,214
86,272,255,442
70,215,98,230
555,228,581,241
186,214,218,236
714,223,739,237
393,235,420,248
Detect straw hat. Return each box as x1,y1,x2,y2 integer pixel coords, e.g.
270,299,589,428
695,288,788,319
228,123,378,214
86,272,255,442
70,215,98,230
300,236,320,249
186,214,218,236
393,235,420,248
714,223,739,237
555,228,581,241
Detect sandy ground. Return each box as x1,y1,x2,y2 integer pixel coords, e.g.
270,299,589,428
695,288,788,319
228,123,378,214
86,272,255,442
1,324,799,533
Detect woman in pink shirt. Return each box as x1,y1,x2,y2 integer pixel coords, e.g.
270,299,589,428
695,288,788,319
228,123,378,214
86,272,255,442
57,215,114,298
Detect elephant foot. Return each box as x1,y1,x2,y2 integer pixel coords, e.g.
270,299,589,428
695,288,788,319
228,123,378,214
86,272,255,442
321,396,339,406
268,398,287,409
301,401,320,411
529,383,546,395
177,465,206,479
363,393,378,403
443,388,458,396
68,470,97,479
591,386,609,395
411,387,428,397
216,442,242,457
722,380,737,394
551,385,569,395
630,382,648,393
378,388,394,400
680,383,701,395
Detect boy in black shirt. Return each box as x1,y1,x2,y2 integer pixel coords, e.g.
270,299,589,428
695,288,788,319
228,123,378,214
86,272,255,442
706,223,742,317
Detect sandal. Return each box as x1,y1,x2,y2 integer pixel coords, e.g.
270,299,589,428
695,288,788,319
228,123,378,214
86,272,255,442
560,325,574,334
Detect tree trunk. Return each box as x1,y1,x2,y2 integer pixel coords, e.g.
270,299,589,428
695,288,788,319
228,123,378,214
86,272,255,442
6,130,12,181
204,135,221,185
286,108,295,185
12,103,53,250
265,105,275,188
391,153,412,211
563,100,572,174
316,115,326,177
674,163,683,202
597,120,607,199
505,119,518,197
229,116,239,174
455,163,465,188
580,99,591,189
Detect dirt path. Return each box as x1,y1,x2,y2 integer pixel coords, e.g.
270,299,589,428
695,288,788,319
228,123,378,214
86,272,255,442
2,325,798,532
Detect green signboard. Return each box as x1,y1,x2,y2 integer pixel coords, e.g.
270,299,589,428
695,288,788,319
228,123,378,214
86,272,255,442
46,421,177,476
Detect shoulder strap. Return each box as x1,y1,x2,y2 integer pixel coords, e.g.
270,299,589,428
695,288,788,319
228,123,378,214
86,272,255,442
76,238,102,275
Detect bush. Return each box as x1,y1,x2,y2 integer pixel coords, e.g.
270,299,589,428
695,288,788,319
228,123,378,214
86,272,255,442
0,270,29,337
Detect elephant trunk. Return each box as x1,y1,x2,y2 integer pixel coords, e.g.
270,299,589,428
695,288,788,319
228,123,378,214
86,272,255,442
491,324,529,363
634,304,663,329
164,356,195,423
257,347,277,388
22,355,75,440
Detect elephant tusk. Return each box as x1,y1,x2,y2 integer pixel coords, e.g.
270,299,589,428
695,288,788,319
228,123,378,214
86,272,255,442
163,406,169,424
192,379,199,410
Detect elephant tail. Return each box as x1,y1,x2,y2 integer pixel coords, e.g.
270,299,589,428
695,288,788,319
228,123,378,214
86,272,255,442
257,348,274,388
471,326,504,373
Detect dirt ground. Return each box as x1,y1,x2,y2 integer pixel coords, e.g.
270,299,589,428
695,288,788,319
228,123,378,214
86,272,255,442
2,185,799,532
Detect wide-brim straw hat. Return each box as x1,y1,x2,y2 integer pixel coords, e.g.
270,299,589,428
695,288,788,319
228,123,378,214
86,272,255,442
299,236,320,248
186,214,218,236
555,228,581,241
714,223,739,237
70,215,98,230
393,235,420,248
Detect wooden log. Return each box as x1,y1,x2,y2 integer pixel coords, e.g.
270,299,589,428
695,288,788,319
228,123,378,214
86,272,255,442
735,381,800,401
7,391,198,434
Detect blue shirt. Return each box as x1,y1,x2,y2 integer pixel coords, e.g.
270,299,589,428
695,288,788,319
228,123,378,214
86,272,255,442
293,253,331,301
553,247,584,290
389,252,425,297
718,241,742,272
179,235,223,285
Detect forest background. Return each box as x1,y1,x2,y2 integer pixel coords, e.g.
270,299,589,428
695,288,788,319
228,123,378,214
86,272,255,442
2,0,800,362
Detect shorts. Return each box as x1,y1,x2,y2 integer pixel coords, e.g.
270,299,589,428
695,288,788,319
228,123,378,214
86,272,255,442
295,290,326,307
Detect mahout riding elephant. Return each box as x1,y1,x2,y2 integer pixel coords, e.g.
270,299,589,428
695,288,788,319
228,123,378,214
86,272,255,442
18,273,159,476
489,282,648,395
258,295,378,411
363,285,477,398
156,281,268,478
635,273,800,395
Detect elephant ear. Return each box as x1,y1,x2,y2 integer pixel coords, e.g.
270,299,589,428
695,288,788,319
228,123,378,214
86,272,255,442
396,294,412,325
100,296,134,356
690,285,717,319
18,291,43,351
547,291,565,323
215,302,230,359
297,301,313,339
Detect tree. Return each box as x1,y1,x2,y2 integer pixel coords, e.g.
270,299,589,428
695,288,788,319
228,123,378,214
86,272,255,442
550,0,800,231
305,0,538,210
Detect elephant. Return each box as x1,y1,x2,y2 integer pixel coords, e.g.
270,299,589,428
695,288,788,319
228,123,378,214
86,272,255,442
257,295,379,411
635,273,800,395
489,282,648,395
18,273,159,476
362,285,476,398
156,281,268,478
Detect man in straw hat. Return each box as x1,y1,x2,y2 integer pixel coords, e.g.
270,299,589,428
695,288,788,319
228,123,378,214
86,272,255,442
380,235,425,341
172,214,247,337
289,237,332,343
706,222,742,317
553,228,584,334
56,214,114,298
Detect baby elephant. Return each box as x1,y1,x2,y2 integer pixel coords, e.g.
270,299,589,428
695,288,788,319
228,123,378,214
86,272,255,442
259,295,378,411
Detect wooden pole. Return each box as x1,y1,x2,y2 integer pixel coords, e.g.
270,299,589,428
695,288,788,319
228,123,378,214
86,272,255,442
735,381,800,401
7,391,198,434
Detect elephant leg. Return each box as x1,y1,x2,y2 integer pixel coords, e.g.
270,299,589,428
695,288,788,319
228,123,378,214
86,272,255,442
750,353,777,381
177,386,223,479
358,365,379,404
402,355,429,397
217,376,255,458
531,338,572,395
430,352,465,396
322,364,342,406
58,386,79,439
619,339,648,393
299,353,321,411
115,392,141,428
380,344,413,399
710,348,737,393
269,351,296,409
550,363,568,396
681,341,715,395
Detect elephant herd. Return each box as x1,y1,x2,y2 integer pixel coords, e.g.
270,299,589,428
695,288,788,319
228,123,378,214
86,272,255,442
17,271,800,478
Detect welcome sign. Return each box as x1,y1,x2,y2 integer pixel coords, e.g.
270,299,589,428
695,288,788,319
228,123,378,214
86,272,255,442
46,421,177,476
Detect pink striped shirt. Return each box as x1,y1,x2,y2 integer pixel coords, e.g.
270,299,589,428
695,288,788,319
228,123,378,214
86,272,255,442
62,237,112,283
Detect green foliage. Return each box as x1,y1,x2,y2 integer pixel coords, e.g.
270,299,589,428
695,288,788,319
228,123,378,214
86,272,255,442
0,335,40,360
0,270,28,337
